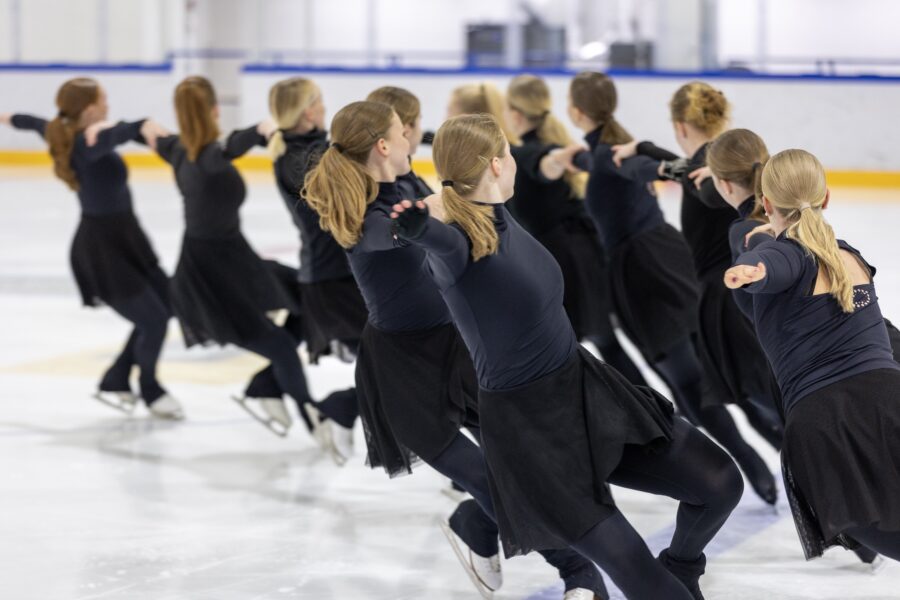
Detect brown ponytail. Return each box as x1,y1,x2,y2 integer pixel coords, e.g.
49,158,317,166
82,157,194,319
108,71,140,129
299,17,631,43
569,71,632,145
302,101,395,248
45,78,100,191
174,76,219,162
449,82,520,144
507,74,586,198
432,114,505,260
669,81,730,138
761,149,855,312
706,128,770,220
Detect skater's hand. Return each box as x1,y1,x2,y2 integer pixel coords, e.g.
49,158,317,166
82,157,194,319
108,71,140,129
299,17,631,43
689,166,712,189
140,119,170,151
611,140,639,167
84,121,115,147
725,262,766,289
257,118,279,140
0,113,11,127
391,199,429,240
744,222,775,247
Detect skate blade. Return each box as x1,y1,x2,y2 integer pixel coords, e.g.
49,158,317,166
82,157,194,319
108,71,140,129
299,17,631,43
150,408,185,421
92,391,137,415
870,555,886,574
232,396,290,437
438,519,496,600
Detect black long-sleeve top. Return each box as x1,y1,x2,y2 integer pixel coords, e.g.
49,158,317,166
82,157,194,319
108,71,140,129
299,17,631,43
734,233,898,413
506,130,585,237
155,126,265,239
12,114,144,216
582,127,665,249
407,203,578,390
635,141,735,281
346,182,452,332
396,162,434,201
727,196,763,319
274,129,352,283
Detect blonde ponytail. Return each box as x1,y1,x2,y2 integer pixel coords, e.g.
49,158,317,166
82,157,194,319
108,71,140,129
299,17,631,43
761,149,854,312
507,74,586,198
450,82,519,144
267,77,321,159
433,114,506,260
302,101,394,248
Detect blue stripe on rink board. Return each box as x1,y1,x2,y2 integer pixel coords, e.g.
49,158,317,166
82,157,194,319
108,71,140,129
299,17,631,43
523,490,787,600
2,61,900,84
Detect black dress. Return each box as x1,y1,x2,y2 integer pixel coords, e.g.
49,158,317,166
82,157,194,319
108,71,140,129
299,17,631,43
11,115,168,307
638,141,777,405
406,203,674,556
735,234,900,558
583,130,699,361
156,127,298,347
508,130,615,341
346,182,478,476
273,129,367,361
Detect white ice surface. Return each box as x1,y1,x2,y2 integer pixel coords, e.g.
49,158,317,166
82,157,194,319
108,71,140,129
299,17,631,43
1,168,899,599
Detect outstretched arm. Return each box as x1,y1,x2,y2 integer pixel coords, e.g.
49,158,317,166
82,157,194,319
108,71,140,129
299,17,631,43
5,113,49,138
223,121,273,160
81,120,146,161
726,240,805,294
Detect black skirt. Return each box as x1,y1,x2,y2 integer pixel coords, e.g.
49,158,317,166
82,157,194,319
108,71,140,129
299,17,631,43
536,216,615,342
696,273,776,407
608,224,700,362
299,276,368,363
782,368,900,559
479,346,674,557
70,211,166,307
355,321,479,477
170,233,299,347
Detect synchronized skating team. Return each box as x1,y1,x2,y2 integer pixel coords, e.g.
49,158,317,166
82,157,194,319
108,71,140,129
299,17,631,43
3,72,900,599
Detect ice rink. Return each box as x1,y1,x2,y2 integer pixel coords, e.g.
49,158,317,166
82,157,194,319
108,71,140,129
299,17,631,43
2,166,899,599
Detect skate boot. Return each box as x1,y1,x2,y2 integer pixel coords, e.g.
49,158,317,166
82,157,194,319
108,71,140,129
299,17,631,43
658,549,706,600
148,394,185,420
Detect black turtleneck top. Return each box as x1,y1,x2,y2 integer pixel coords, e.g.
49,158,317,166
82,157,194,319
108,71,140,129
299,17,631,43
346,182,452,332
274,129,352,283
404,203,578,390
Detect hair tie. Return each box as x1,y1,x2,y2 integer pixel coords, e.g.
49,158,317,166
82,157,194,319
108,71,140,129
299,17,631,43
441,180,454,188
751,161,761,170
799,202,813,212
57,111,69,122
330,142,345,153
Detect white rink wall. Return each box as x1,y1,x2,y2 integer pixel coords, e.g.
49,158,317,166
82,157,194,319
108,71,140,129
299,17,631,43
2,67,900,171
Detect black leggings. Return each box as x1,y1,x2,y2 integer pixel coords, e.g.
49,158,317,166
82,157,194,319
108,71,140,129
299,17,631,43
585,331,648,387
241,325,314,417
574,418,743,599
653,337,773,491
101,284,171,404
242,314,360,428
845,526,900,563
428,431,609,597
